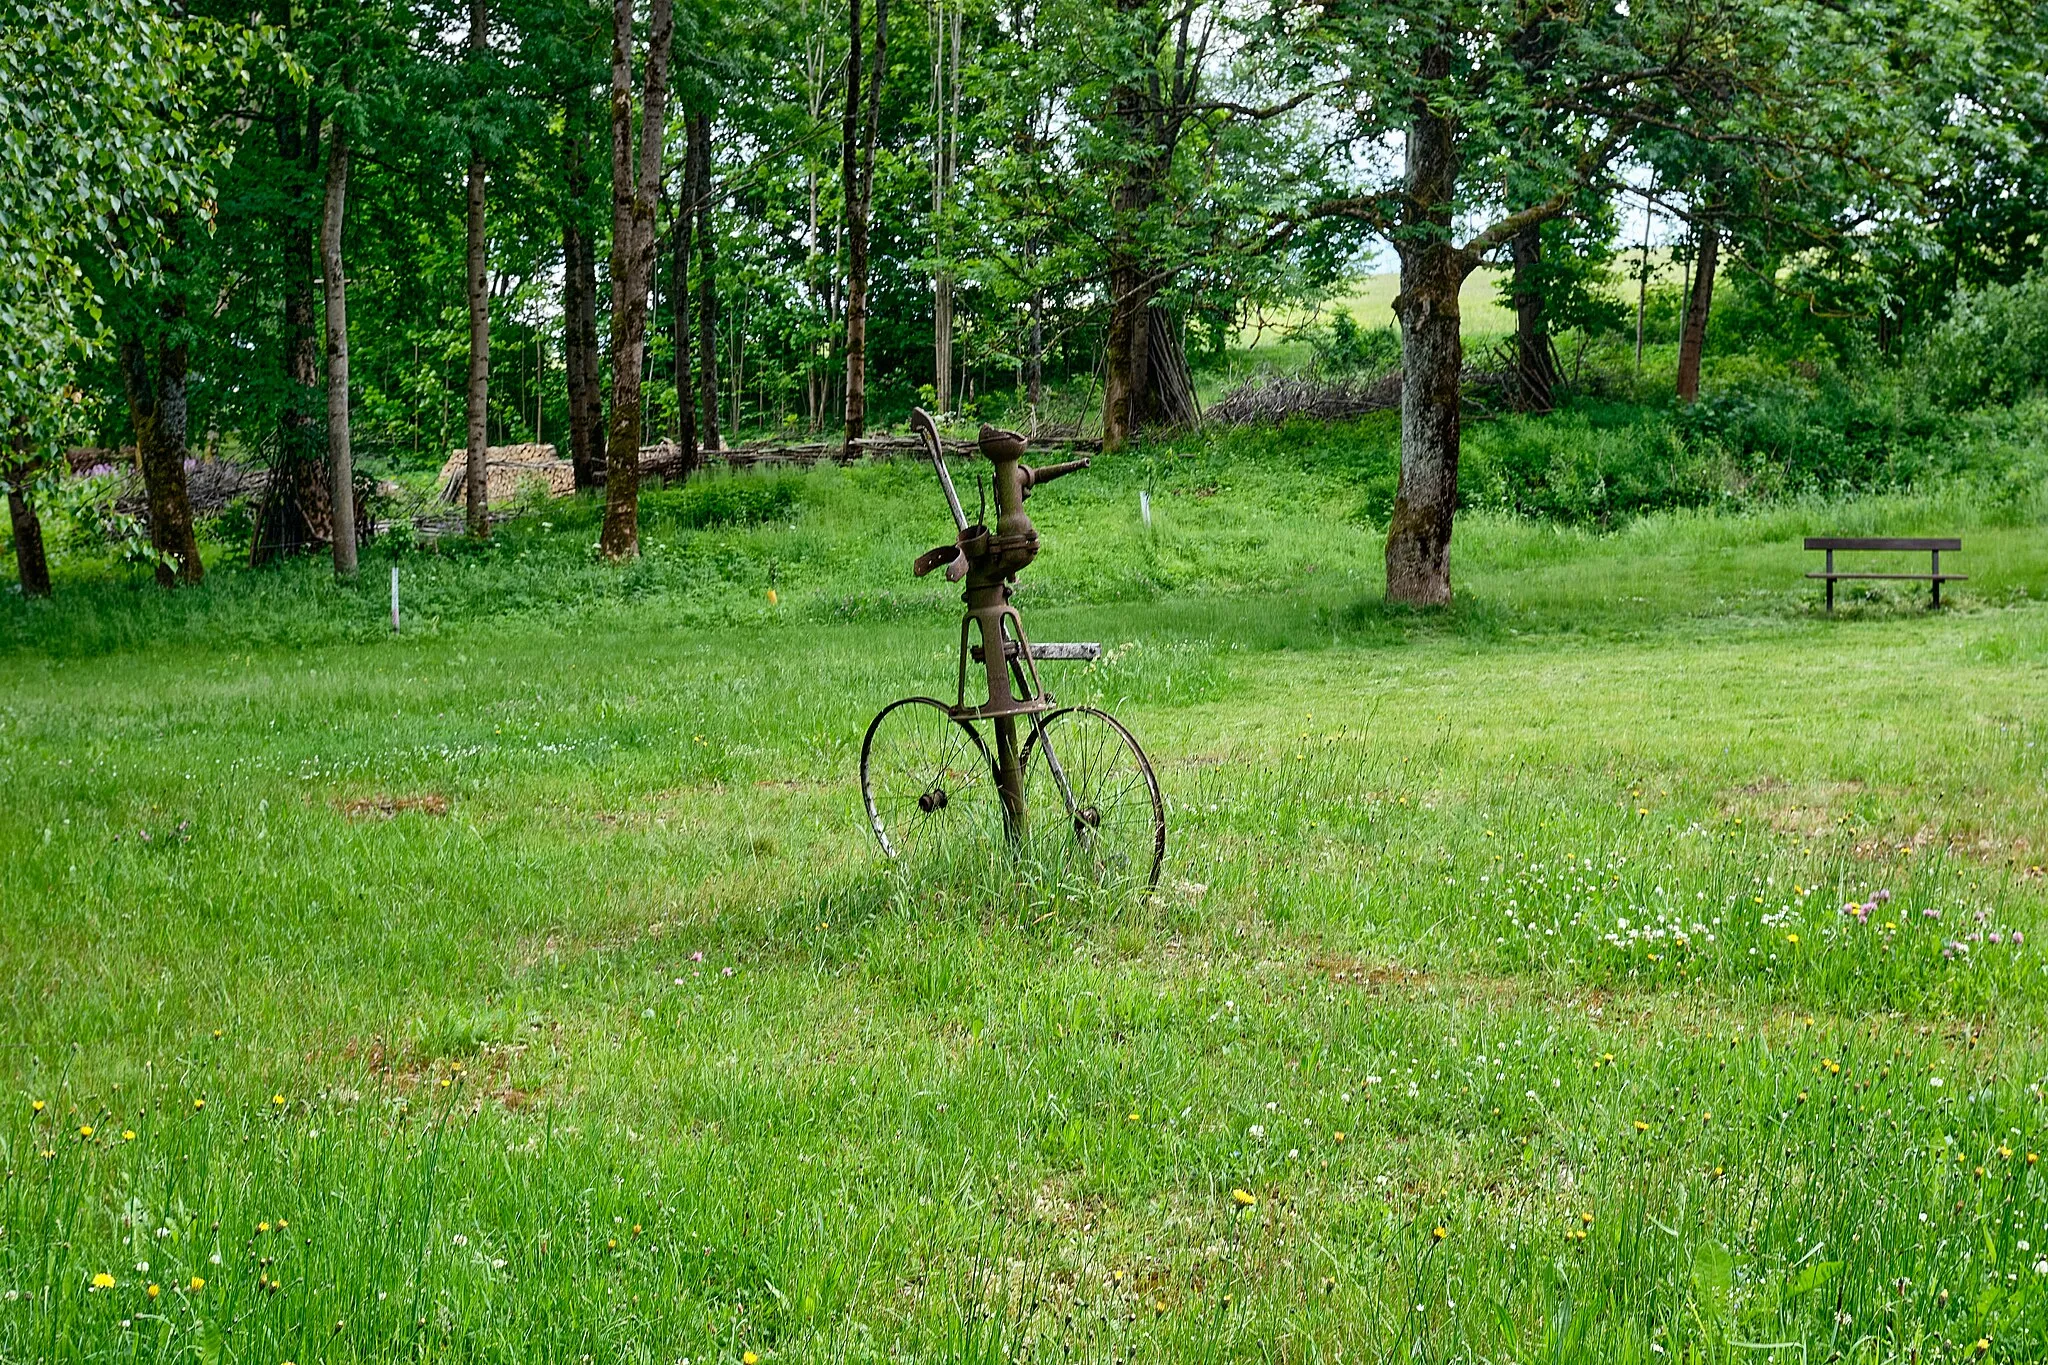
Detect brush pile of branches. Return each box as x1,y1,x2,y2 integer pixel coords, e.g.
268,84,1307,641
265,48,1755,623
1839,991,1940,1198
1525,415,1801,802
106,457,268,518
1209,360,1525,428
1207,370,1404,426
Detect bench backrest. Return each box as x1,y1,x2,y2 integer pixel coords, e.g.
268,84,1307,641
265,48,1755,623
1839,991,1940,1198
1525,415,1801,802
1805,536,1961,552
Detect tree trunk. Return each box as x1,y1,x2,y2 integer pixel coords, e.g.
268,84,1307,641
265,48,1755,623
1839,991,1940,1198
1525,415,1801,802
321,104,357,575
693,112,720,453
1676,221,1719,403
931,2,960,413
464,0,491,536
562,92,604,491
1098,39,1168,451
842,0,886,456
5,429,50,598
252,79,330,564
1384,47,1469,607
598,0,677,560
7,485,49,598
119,312,204,588
1100,218,1155,449
1508,222,1559,414
1026,286,1043,419
672,112,697,468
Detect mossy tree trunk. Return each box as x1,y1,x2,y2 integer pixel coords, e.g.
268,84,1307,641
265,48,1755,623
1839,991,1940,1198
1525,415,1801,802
598,0,676,559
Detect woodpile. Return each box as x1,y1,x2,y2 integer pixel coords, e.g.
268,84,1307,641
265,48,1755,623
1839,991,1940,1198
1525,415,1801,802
65,445,134,475
435,443,575,504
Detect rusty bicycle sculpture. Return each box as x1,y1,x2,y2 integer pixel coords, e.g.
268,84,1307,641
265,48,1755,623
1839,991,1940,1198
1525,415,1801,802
860,409,1165,891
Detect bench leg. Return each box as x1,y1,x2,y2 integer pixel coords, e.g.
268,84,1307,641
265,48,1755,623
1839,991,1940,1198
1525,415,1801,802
1825,549,1834,612
1931,550,1941,609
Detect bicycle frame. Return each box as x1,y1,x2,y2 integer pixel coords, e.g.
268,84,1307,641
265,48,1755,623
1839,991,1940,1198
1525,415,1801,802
909,409,1088,836
863,410,1163,888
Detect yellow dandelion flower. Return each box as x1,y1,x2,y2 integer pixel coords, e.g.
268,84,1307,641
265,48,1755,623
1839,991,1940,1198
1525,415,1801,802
1127,1112,1140,1123
1786,934,1800,946
122,1130,135,1142
147,1283,160,1299
277,1219,288,1230
1634,1120,1651,1132
192,1098,205,1110
1231,1188,1256,1207
31,1099,45,1113
1334,1131,1346,1144
1581,1212,1595,1225
273,1094,286,1106
743,1353,761,1365
188,1277,205,1292
1431,1226,1448,1242
2030,1153,2040,1165
2000,1146,2014,1160
1975,1340,1990,1356
91,1272,116,1290
78,1125,92,1138
259,1222,272,1234
1797,1091,1809,1104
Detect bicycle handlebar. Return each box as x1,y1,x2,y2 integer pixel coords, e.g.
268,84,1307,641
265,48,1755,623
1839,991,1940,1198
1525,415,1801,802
909,407,1089,536
910,407,969,534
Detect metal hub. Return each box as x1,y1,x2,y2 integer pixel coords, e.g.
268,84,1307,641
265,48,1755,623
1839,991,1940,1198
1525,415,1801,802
918,786,950,814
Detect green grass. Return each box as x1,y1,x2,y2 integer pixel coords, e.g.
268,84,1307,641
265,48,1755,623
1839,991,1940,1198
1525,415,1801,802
5,424,2048,1362
1242,251,1688,348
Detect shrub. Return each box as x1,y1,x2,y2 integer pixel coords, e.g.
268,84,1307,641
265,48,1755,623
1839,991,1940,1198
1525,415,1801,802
650,474,801,531
1290,309,1401,376
1916,265,2048,409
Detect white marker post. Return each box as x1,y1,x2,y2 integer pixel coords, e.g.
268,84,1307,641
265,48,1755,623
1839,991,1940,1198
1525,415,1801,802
1140,490,1152,528
390,565,400,633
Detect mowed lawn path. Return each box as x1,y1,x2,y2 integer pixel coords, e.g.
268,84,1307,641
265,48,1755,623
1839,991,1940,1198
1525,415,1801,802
4,576,2048,1360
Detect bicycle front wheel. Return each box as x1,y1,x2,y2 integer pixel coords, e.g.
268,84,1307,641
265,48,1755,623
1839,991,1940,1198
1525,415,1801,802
860,697,999,863
1020,706,1165,892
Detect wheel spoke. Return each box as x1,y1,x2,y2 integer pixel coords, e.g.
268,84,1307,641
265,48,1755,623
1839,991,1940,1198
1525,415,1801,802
1021,707,1162,891
862,698,996,862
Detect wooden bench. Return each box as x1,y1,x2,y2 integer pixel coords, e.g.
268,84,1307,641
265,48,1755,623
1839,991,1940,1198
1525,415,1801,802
1805,537,1964,611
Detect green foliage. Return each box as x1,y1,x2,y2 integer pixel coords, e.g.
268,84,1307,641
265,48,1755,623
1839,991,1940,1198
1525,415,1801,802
0,0,265,437
1294,309,1401,376
1918,263,2048,409
651,473,802,531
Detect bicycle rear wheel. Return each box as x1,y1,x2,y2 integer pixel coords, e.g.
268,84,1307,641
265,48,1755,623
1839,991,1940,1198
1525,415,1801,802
860,697,999,863
1020,706,1165,892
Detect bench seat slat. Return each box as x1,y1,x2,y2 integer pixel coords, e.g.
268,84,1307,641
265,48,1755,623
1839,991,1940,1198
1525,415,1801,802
1805,572,1968,582
1804,536,1961,551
